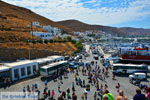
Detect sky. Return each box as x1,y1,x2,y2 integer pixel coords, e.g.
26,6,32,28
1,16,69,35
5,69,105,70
2,0,150,28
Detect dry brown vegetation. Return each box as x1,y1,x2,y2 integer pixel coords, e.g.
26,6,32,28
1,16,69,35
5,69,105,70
0,1,73,34
0,42,77,55
0,1,77,55
0,31,38,42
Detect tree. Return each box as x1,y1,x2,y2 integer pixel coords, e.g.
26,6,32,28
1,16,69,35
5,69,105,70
37,39,43,44
49,39,54,43
71,40,76,44
66,36,72,42
44,39,49,44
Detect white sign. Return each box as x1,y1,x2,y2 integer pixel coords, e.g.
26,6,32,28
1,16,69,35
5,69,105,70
0,92,38,100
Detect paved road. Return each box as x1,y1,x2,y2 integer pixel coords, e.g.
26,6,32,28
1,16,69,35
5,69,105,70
0,44,149,100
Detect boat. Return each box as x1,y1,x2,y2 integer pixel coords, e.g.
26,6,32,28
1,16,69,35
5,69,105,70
119,43,150,62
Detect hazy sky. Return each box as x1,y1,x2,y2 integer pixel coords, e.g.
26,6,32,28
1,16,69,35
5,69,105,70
3,0,150,28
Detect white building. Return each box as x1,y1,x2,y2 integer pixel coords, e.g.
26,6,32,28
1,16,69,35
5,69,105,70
5,60,38,81
32,22,40,26
32,32,53,40
0,56,64,82
53,27,61,36
42,25,62,36
42,25,54,33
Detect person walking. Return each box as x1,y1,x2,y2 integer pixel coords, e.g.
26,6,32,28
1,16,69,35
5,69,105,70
72,92,77,100
116,90,128,100
94,91,97,100
51,90,55,99
133,88,145,100
145,87,150,100
48,89,51,98
67,88,71,99
103,95,109,100
103,90,114,100
116,83,120,92
23,87,26,97
44,80,48,89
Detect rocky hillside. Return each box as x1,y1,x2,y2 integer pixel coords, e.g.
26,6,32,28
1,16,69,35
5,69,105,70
0,0,73,42
58,20,150,36
0,1,77,57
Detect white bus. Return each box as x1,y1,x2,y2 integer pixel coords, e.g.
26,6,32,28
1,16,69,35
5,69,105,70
112,63,148,75
40,61,68,77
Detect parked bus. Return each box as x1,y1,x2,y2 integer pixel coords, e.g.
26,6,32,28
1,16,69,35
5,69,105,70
40,61,68,77
112,63,148,75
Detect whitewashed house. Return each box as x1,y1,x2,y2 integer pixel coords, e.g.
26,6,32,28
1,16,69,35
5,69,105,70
42,25,62,36
53,27,62,36
31,32,53,40
32,22,40,27
42,25,54,33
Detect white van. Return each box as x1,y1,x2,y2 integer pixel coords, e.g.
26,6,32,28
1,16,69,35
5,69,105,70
129,73,147,81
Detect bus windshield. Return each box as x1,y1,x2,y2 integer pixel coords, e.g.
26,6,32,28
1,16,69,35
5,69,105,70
40,61,68,77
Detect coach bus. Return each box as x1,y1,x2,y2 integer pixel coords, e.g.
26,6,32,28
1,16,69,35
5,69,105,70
112,63,148,75
40,61,68,77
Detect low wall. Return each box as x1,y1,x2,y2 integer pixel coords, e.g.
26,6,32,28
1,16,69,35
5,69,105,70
0,47,60,61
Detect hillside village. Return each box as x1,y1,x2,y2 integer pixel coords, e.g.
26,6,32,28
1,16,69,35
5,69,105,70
31,21,72,40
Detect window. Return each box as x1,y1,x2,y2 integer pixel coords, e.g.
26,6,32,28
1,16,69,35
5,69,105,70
21,68,25,76
14,69,19,79
40,68,46,72
27,66,31,75
40,35,44,37
33,65,36,72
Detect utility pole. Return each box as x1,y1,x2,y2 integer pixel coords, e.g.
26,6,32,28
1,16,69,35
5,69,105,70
29,22,33,60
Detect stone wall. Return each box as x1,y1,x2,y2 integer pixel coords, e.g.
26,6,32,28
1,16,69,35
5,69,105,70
0,47,60,61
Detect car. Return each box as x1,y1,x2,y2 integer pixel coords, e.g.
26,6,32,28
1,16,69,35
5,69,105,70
93,55,99,60
74,55,80,61
68,57,74,61
84,53,90,57
78,62,84,66
78,55,82,59
69,62,79,69
129,73,147,81
92,50,98,54
84,62,91,67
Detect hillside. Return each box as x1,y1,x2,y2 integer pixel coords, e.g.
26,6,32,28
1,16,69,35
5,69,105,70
0,42,77,55
0,1,77,57
58,20,150,36
0,0,73,42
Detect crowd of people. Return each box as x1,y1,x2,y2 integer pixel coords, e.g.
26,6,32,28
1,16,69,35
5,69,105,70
21,53,150,100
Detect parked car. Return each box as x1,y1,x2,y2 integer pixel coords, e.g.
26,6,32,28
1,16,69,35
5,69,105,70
93,55,99,60
129,73,147,81
84,53,90,57
69,62,79,69
92,50,98,54
84,62,91,67
78,55,82,59
74,55,80,61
